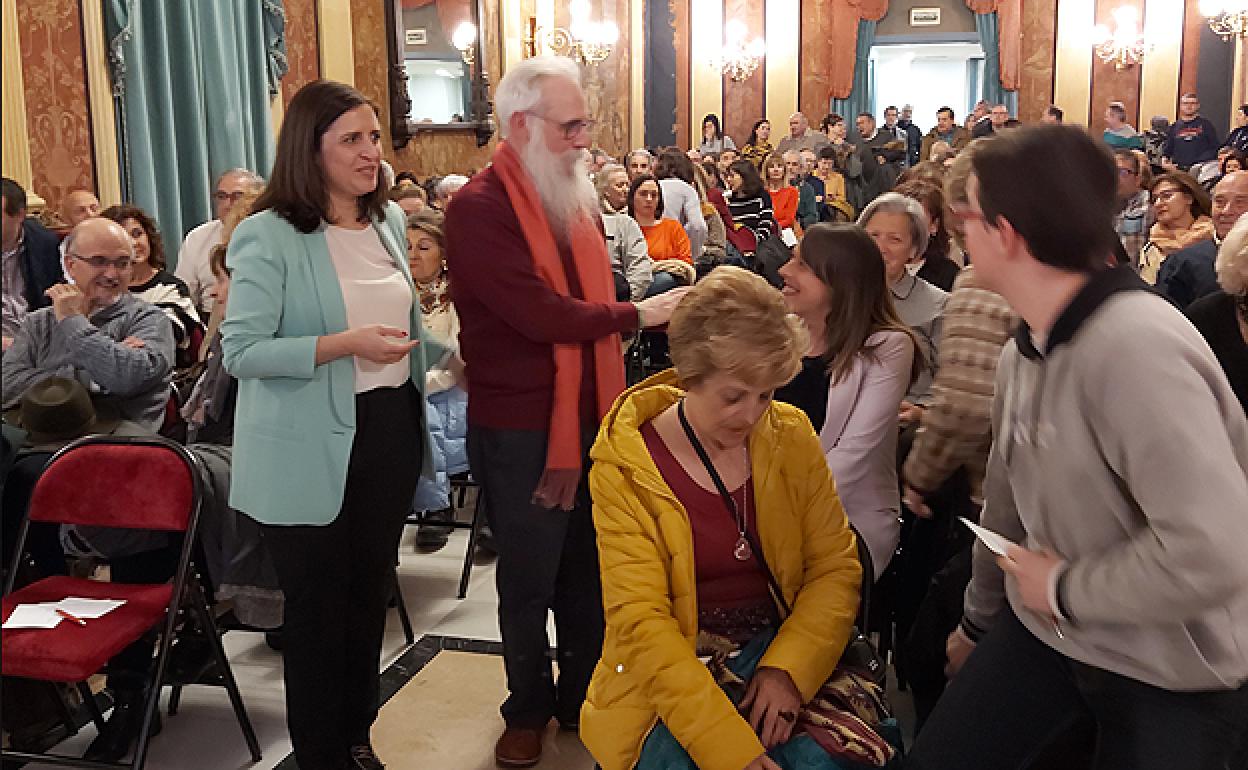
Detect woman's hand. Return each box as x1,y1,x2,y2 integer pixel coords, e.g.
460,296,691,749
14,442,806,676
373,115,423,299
944,626,976,678
348,324,420,365
899,401,924,425
743,752,784,770
740,666,801,749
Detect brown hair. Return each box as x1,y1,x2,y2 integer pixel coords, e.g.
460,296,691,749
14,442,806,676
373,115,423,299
254,79,388,233
101,204,166,269
1149,171,1212,220
798,224,922,386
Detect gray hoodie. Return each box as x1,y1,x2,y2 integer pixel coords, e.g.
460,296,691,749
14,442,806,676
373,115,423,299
963,267,1248,691
2,293,175,432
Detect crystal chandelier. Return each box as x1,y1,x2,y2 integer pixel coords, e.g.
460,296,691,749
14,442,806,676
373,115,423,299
1199,0,1248,40
718,20,765,82
1091,7,1149,69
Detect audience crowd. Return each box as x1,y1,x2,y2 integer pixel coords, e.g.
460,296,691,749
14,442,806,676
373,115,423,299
2,65,1247,770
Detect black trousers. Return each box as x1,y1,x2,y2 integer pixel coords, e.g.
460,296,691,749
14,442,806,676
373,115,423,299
261,383,423,770
908,608,1248,770
467,426,604,729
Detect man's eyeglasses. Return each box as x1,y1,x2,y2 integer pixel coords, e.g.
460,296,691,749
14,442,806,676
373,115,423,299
69,254,133,270
214,190,248,203
530,112,597,140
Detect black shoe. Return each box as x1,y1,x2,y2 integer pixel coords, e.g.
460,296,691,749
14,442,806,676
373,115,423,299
415,507,455,550
83,689,161,762
349,743,386,770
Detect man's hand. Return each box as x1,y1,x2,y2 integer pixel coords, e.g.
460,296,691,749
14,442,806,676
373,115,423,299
740,667,802,749
902,485,932,518
46,283,87,322
121,336,146,349
634,286,692,329
998,546,1064,622
899,401,924,425
2,336,13,352
944,626,976,678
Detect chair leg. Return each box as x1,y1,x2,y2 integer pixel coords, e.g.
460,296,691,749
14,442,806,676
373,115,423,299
77,680,106,732
458,487,486,599
392,569,414,647
48,681,77,737
188,575,263,762
167,684,182,716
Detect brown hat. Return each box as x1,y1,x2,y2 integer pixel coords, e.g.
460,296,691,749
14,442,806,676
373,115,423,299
13,377,122,451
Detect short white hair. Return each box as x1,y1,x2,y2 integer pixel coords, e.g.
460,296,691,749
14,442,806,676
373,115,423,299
858,191,930,258
1216,213,1248,296
495,56,582,140
625,148,653,165
435,174,470,198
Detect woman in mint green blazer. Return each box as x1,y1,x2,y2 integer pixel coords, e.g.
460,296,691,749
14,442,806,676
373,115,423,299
221,80,448,770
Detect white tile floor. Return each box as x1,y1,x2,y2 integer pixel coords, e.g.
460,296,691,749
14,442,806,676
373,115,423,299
27,525,515,769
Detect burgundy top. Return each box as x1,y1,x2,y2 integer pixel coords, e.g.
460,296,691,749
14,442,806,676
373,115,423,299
641,422,774,643
444,165,640,430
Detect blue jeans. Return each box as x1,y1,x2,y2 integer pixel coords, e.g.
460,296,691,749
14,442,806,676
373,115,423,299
644,271,681,297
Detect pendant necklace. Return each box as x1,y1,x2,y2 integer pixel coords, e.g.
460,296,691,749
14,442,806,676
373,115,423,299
730,473,752,561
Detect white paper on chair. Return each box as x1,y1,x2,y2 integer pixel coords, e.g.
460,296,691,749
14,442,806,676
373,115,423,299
959,517,1017,557
50,598,126,618
2,604,63,629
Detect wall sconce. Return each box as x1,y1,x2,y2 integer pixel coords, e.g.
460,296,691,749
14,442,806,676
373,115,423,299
452,21,477,67
1092,7,1149,69
717,19,765,82
451,20,493,147
1199,0,1248,40
525,0,618,65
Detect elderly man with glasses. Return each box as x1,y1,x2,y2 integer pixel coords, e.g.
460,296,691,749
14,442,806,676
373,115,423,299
2,217,174,433
175,167,263,315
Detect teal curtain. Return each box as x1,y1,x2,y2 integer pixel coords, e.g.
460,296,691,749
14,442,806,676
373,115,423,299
974,12,1018,116
105,0,287,261
831,20,877,125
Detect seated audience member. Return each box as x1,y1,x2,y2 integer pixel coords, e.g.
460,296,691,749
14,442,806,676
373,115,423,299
102,205,204,369
176,168,263,314
687,148,703,165
717,147,739,181
858,193,948,417
1102,101,1144,151
394,170,421,188
699,113,737,154
821,114,880,215
404,209,471,551
1112,148,1153,269
629,174,693,273
897,160,947,189
725,159,776,249
434,174,470,210
1143,115,1170,173
59,189,101,230
1157,171,1248,308
596,163,655,300
740,119,775,169
1187,214,1248,413
919,107,971,163
655,148,709,260
895,180,961,291
763,153,801,232
692,164,728,269
783,151,820,231
909,123,1248,770
625,148,654,181
701,155,726,191
2,217,175,432
1139,171,1215,284
2,177,62,351
391,184,428,215
776,224,921,577
590,148,612,175
813,145,853,222
898,143,1018,727
582,267,871,770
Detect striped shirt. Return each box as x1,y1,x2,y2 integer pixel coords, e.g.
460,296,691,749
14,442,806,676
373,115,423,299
726,192,775,245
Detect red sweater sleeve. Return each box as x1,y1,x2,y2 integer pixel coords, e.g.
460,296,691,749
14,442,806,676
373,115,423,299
445,172,639,343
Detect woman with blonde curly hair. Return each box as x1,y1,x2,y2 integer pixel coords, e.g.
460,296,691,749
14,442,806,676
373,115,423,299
1186,214,1248,412
583,267,883,770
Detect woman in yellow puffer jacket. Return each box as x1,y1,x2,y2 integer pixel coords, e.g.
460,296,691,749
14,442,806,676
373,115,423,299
582,267,863,770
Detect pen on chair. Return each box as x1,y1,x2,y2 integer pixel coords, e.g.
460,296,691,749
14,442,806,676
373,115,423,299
56,609,87,627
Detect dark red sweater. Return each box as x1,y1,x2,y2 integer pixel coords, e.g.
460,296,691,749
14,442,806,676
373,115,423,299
445,165,639,430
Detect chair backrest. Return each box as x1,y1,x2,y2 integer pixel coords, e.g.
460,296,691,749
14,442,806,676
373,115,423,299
848,521,873,627
27,436,202,532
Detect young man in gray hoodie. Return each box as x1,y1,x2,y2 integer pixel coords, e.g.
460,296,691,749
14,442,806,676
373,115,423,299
908,125,1248,770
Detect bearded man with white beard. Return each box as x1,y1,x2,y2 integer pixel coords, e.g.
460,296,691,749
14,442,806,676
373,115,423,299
446,56,689,768
1,217,175,433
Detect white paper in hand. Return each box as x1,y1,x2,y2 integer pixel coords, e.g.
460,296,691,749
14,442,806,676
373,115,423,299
959,517,1017,557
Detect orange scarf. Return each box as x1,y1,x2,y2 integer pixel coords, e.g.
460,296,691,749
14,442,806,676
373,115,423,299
492,141,626,473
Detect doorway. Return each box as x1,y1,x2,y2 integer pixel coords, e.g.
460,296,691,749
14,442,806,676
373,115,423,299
869,42,985,129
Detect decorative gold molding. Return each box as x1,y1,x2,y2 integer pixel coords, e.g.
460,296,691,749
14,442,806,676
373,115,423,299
82,0,121,206
1,0,40,206
318,0,356,85
630,0,644,150
765,0,799,129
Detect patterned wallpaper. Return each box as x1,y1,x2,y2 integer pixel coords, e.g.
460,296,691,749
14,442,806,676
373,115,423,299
17,0,95,208
282,0,322,106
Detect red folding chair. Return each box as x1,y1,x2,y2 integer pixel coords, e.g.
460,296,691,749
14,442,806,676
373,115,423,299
1,435,261,768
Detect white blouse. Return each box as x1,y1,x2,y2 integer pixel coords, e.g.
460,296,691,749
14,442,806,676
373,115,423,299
324,224,413,393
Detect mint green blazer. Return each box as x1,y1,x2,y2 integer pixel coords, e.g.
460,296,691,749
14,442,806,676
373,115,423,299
221,203,447,525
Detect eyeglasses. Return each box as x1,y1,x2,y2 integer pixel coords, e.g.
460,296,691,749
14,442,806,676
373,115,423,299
214,190,248,203
530,112,597,140
1152,188,1183,203
69,254,134,270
